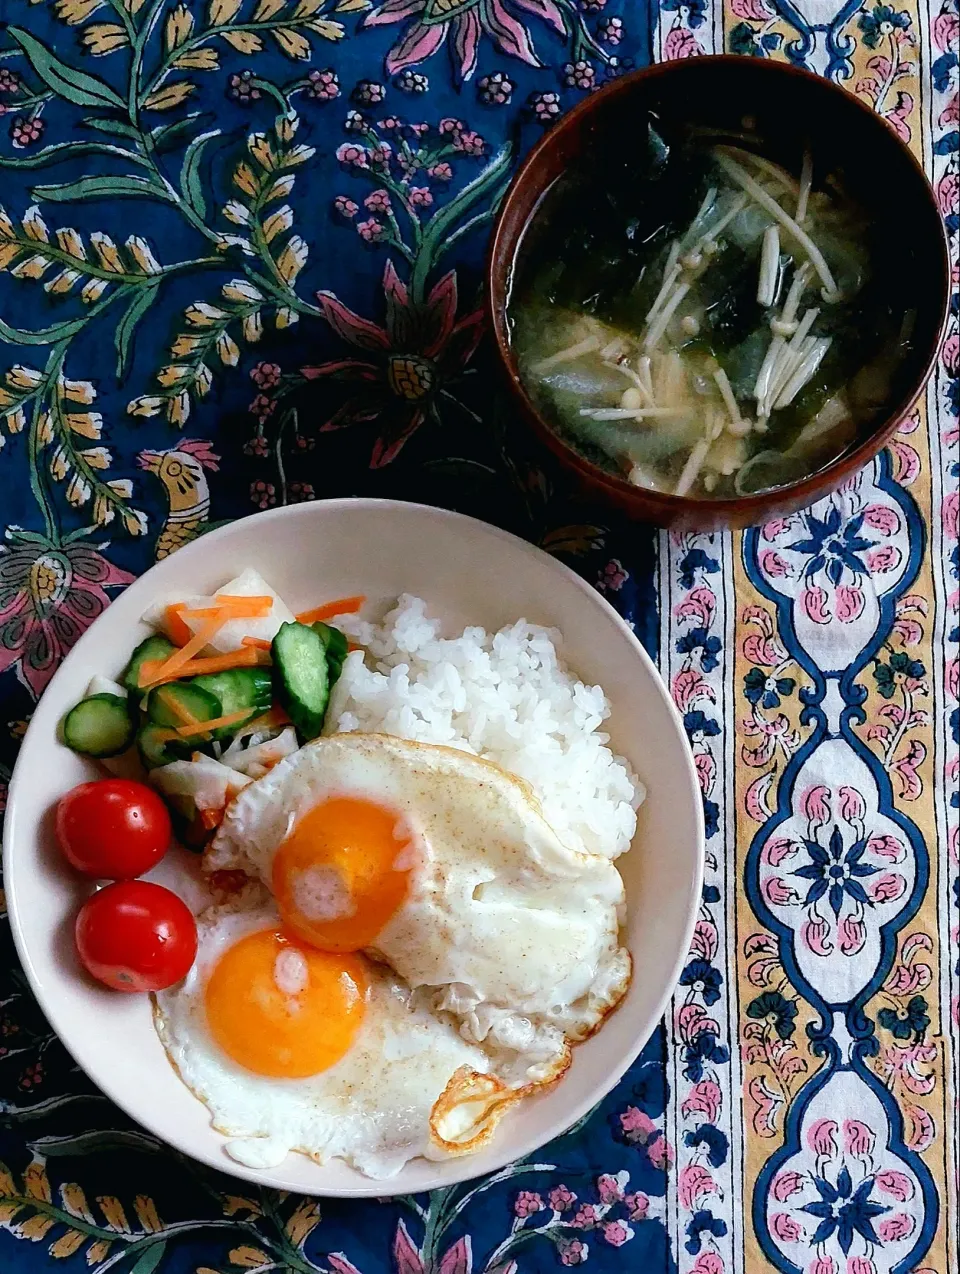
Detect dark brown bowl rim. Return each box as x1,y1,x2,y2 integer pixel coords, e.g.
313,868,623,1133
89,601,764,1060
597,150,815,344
486,56,951,523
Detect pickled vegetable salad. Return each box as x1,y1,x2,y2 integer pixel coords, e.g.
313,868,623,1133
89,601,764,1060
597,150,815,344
60,568,359,847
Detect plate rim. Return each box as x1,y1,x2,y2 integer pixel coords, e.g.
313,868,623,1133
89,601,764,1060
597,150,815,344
3,497,704,1196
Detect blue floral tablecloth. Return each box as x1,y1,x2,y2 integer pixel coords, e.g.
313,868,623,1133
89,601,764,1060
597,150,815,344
0,0,957,1271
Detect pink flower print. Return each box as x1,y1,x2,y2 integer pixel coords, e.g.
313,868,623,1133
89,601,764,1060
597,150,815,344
251,361,281,389
802,910,833,956
428,162,453,181
838,786,866,824
876,1213,914,1242
0,537,134,699
874,1169,914,1202
369,142,393,168
806,1118,838,1160
336,142,369,168
867,545,901,573
364,189,391,214
772,1170,805,1202
802,584,831,623
558,1238,588,1266
599,558,627,591
548,1184,577,1212
835,584,865,623
678,1164,717,1210
801,784,831,828
598,16,623,42
595,1173,626,1204
838,911,866,956
294,433,315,451
307,68,340,101
842,1119,875,1158
863,504,900,535
250,480,276,510
763,876,800,907
624,1191,649,1220
357,218,386,242
760,549,792,577
847,1258,876,1274
243,435,269,457
810,1258,838,1274
600,1220,633,1247
455,129,485,155
439,117,464,135
288,482,315,502
681,1080,722,1123
572,1204,599,1229
693,1256,724,1274
10,115,44,148
513,1190,542,1217
563,59,596,90
647,1134,673,1168
409,186,433,207
249,393,275,422
866,833,905,862
771,1212,803,1242
619,1105,656,1144
664,26,702,59
334,195,359,218
869,872,907,903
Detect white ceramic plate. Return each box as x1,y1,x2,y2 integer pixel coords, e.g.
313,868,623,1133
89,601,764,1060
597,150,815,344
3,499,702,1197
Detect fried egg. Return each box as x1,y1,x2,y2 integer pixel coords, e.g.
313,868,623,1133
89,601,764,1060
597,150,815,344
154,891,500,1176
206,733,631,1080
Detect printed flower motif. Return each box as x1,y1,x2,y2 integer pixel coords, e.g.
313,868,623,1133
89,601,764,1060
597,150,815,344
0,534,134,698
558,1238,589,1265
683,1122,729,1168
549,1184,577,1211
685,1209,728,1256
597,16,623,43
294,433,315,451
353,79,386,105
364,189,392,213
858,4,911,48
409,186,433,206
788,507,875,585
682,1030,730,1081
745,990,798,1040
243,435,269,457
478,70,516,104
228,70,261,104
878,994,930,1039
395,68,429,92
572,1203,599,1228
792,825,879,917
598,558,627,591
427,161,453,180
872,651,926,698
744,667,796,709
454,128,485,154
0,68,23,93
580,0,605,11
514,1190,543,1217
307,68,340,101
800,1166,890,1255
601,1220,633,1246
337,142,370,169
563,59,596,89
10,115,44,148
249,392,276,422
357,218,385,242
676,625,722,672
287,483,314,503
250,480,276,509
365,0,567,81
619,1105,657,1144
663,0,707,27
251,362,282,389
334,195,359,218
679,959,723,1006
345,108,368,132
683,709,721,739
529,89,562,123
306,260,484,467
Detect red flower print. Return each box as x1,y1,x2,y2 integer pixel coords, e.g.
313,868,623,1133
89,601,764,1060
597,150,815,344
249,393,276,422
304,259,484,466
250,481,276,509
335,196,359,218
251,361,281,389
357,218,386,242
558,1238,588,1265
0,534,134,699
364,189,392,213
549,1184,577,1211
513,1190,543,1217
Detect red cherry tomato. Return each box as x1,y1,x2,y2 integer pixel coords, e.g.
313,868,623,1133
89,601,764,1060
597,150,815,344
75,881,197,993
56,779,171,880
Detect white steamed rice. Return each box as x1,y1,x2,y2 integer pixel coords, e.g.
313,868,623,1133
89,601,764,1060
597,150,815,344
323,595,643,859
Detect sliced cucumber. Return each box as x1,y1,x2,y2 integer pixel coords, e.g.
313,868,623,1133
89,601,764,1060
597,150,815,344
191,667,272,739
137,723,190,770
123,634,177,694
272,621,329,740
62,694,134,758
147,682,221,729
312,621,348,683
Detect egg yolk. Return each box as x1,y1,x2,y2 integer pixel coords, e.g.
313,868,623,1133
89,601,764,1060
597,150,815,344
204,928,366,1078
271,797,413,953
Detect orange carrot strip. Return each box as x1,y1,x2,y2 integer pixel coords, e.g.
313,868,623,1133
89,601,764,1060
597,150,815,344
154,686,201,729
242,636,272,650
214,594,274,607
296,595,365,624
139,612,232,687
234,706,290,739
181,599,272,621
165,604,193,647
139,646,264,688
175,708,251,738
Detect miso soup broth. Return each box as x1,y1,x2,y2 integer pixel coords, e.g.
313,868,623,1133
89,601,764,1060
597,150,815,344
507,118,913,500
